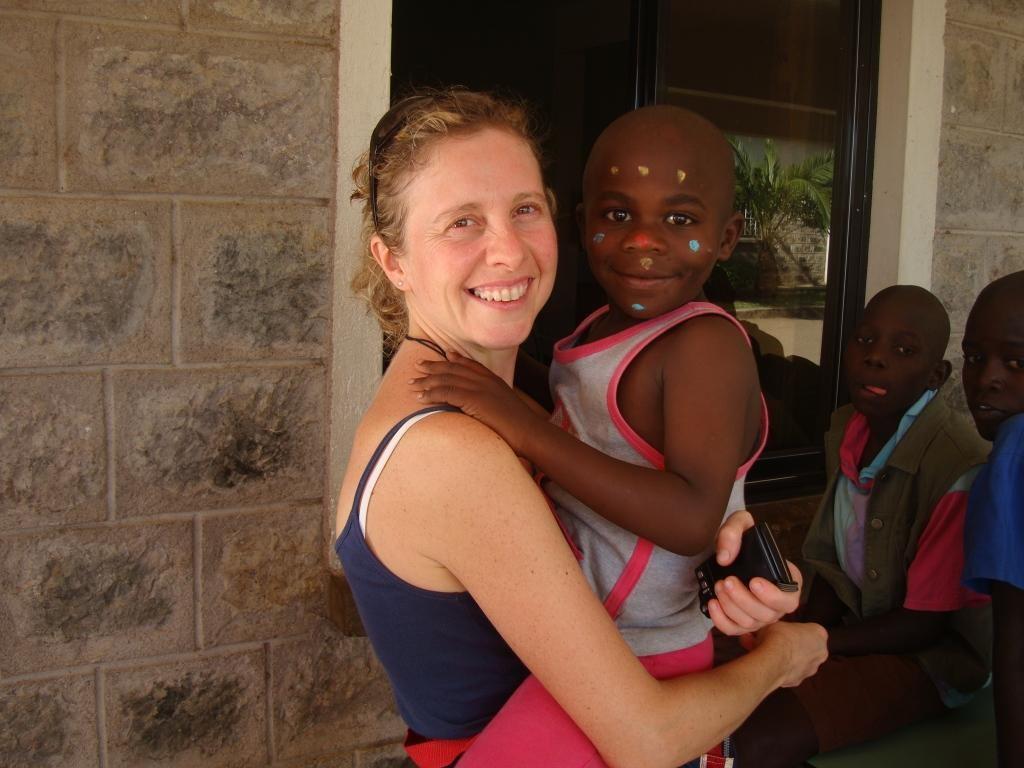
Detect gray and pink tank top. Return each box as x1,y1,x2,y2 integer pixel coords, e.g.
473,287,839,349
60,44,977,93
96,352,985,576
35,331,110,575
546,301,768,657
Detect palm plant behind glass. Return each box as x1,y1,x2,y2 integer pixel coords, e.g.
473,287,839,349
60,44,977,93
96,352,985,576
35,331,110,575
731,138,834,293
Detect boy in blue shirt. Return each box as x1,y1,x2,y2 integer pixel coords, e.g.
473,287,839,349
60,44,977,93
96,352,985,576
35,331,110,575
960,270,1024,768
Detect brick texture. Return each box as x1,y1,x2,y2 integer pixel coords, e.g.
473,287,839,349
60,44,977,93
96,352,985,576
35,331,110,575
114,367,325,516
0,522,193,676
0,16,57,190
0,675,98,768
190,0,337,39
201,505,325,647
64,23,334,196
180,202,330,362
0,197,172,367
104,650,266,768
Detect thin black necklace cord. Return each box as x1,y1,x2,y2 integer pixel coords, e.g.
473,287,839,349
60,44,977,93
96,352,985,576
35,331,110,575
404,334,448,360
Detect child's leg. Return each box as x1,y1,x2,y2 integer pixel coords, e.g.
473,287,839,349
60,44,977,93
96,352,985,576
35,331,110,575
733,653,945,768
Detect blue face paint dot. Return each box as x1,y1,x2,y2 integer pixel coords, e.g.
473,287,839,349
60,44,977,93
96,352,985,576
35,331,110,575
631,303,645,312
689,239,700,252
593,232,605,243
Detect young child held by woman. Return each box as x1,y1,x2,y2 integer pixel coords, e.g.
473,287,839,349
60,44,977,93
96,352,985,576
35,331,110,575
960,270,1024,768
413,105,786,688
731,285,993,767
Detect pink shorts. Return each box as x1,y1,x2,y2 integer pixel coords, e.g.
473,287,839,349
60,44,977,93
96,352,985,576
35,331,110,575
457,635,714,768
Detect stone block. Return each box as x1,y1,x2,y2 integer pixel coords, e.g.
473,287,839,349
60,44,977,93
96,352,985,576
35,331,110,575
190,0,337,38
271,623,404,761
0,675,98,768
202,505,325,647
104,650,266,768
0,17,57,190
64,23,334,196
943,26,1006,130
931,231,989,332
180,202,330,362
0,197,172,367
933,231,1024,333
0,1,179,23
0,521,193,676
947,0,1024,40
987,233,1024,278
114,367,325,515
1005,37,1024,134
0,373,106,531
936,126,1024,231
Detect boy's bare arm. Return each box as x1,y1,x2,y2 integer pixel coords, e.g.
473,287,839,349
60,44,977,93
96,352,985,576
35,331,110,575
797,576,847,627
822,608,949,656
411,317,758,555
991,581,1024,768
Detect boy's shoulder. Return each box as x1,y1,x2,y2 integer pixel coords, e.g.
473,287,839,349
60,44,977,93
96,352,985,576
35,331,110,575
826,395,989,475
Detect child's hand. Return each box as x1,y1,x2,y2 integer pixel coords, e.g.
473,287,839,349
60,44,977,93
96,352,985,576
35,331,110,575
708,511,803,636
410,353,539,453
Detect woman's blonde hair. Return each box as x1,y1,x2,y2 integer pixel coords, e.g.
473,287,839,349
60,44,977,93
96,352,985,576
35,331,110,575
350,87,551,353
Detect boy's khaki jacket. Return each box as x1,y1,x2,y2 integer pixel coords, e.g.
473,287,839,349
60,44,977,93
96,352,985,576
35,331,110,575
803,393,992,695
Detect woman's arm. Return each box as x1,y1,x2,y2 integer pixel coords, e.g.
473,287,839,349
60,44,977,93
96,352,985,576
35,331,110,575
397,414,827,768
411,317,759,556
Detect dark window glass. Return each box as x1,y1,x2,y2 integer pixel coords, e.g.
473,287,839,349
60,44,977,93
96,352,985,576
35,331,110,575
390,0,879,497
655,0,839,458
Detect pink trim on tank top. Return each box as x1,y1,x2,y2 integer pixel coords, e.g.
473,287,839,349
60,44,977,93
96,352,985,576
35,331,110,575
552,305,664,364
602,538,654,618
603,301,768,476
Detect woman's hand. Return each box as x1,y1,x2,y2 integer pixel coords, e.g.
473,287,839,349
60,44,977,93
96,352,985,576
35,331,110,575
410,352,541,454
747,620,829,689
707,510,803,636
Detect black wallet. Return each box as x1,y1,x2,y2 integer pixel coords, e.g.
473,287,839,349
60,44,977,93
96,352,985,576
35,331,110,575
696,521,799,617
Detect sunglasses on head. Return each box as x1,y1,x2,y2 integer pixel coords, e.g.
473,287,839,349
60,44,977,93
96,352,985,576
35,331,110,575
368,94,436,232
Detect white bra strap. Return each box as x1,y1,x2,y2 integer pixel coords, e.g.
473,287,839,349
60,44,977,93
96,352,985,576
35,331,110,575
358,409,446,535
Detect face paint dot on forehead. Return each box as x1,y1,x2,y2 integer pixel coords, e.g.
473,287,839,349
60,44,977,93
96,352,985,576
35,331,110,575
640,257,653,271
637,165,650,176
689,239,700,253
592,232,605,244
631,303,645,312
609,166,619,175
677,170,687,184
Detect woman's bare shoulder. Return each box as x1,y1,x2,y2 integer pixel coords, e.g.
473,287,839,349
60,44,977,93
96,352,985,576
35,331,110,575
398,409,535,493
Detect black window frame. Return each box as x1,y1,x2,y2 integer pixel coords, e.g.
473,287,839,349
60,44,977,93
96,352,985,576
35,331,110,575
631,0,880,501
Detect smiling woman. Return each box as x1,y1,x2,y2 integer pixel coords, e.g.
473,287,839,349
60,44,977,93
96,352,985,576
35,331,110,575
336,88,827,768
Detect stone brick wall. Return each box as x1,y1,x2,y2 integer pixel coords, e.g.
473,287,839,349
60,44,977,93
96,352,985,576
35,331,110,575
0,3,403,767
934,0,1024,409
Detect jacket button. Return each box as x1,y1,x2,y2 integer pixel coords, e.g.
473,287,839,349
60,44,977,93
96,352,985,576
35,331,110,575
877,471,889,482
870,518,884,530
867,569,879,580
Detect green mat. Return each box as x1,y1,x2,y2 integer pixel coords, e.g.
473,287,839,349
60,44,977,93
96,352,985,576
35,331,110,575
808,686,996,768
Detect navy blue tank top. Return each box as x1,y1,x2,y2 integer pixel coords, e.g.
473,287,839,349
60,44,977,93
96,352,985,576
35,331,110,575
335,406,528,739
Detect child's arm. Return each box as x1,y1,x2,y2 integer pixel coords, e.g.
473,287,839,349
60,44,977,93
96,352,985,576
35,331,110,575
513,347,553,411
411,316,760,557
821,609,949,656
991,580,1024,767
797,576,847,627
799,576,948,654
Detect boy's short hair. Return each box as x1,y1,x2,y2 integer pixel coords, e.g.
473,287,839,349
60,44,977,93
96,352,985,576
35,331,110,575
581,105,737,218
865,285,950,362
